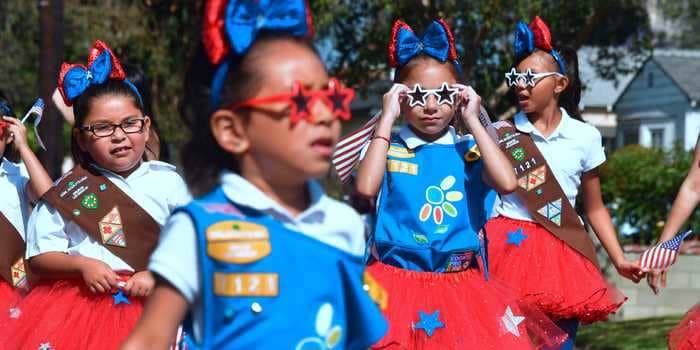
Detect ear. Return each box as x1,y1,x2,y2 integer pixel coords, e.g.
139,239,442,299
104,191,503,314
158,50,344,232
73,128,89,153
210,109,250,155
142,116,152,143
554,75,569,94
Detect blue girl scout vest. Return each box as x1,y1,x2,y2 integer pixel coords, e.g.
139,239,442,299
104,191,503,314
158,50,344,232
373,135,496,273
180,187,387,350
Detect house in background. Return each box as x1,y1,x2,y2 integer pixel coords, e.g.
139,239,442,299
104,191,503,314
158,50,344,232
614,50,700,150
578,47,638,153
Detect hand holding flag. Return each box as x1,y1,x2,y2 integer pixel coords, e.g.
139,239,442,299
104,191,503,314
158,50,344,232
640,230,693,271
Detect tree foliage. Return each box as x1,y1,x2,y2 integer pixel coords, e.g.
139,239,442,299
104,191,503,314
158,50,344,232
600,144,698,244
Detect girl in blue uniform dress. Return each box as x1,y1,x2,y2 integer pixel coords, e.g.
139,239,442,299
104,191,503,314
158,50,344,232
354,18,567,349
121,1,386,349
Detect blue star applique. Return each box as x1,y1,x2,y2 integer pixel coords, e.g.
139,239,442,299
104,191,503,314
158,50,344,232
414,310,445,337
112,290,130,305
506,228,527,247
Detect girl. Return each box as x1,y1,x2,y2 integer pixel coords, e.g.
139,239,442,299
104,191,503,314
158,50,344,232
0,40,191,350
483,16,645,349
353,18,567,349
121,1,386,349
0,96,52,315
648,136,700,349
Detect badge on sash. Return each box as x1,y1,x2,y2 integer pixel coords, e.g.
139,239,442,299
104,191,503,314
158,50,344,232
11,258,27,289
99,206,127,247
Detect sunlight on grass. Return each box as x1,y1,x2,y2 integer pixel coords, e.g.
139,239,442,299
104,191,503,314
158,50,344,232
575,316,682,350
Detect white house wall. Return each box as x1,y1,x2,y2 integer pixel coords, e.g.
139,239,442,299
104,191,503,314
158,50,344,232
686,111,700,150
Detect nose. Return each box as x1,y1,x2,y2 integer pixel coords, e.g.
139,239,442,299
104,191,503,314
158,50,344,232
423,94,438,115
110,125,127,141
310,99,334,126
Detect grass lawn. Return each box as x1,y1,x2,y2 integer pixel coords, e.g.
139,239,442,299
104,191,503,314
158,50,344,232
575,316,682,350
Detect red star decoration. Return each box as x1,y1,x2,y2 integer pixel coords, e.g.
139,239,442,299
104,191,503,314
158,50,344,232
290,81,312,124
325,78,355,121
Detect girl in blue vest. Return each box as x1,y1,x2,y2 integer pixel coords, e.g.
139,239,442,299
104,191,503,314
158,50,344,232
353,18,567,349
121,1,386,350
483,17,645,349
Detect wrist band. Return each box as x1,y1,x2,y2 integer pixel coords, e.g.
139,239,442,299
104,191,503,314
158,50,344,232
372,135,391,144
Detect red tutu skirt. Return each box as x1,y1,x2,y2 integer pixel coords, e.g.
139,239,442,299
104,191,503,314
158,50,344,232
669,303,700,350
0,279,144,350
485,216,627,323
367,261,567,349
0,279,21,318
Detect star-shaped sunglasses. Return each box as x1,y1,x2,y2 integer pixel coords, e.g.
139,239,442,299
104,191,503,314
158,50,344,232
504,68,564,88
229,78,355,124
405,83,460,108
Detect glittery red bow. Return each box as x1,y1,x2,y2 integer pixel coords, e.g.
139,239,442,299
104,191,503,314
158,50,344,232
529,16,553,51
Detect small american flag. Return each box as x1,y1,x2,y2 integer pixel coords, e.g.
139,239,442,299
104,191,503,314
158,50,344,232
21,98,46,150
331,111,381,182
640,230,693,270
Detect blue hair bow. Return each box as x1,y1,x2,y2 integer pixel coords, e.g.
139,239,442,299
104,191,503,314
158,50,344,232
60,51,112,103
389,19,458,68
513,17,566,73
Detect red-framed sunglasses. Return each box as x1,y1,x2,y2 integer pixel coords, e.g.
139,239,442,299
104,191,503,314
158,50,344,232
228,78,355,124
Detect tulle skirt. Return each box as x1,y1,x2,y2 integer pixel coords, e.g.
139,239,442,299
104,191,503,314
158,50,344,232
367,261,568,349
485,216,627,323
0,279,21,319
669,303,700,350
0,279,144,350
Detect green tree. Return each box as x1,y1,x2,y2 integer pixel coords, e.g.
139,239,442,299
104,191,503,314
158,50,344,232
600,144,698,244
659,0,700,48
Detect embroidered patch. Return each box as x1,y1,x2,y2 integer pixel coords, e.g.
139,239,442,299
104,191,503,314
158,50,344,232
72,209,81,216
517,166,546,191
387,159,418,175
464,145,481,162
213,272,279,297
537,198,562,226
206,221,271,263
202,203,245,217
412,232,429,245
445,251,474,272
434,225,449,234
112,290,130,305
506,228,528,247
296,303,343,349
99,206,126,247
363,271,388,310
419,176,462,225
99,183,107,191
511,147,526,162
535,188,543,196
80,193,99,209
414,310,444,337
10,258,27,289
387,145,415,159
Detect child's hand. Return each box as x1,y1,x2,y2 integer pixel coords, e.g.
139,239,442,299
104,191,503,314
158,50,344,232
454,84,482,123
614,258,646,283
380,83,409,123
79,257,120,294
2,117,28,150
646,269,667,295
124,271,156,298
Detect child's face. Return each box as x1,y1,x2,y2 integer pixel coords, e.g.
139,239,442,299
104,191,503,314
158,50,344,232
514,51,567,114
238,42,340,179
400,60,458,138
75,95,150,175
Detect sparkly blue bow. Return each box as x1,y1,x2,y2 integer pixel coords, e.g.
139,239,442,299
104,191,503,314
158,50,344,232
225,0,310,55
514,22,535,60
62,51,112,103
395,21,451,67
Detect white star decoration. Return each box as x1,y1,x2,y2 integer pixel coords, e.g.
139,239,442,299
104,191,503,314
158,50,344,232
9,307,21,319
38,342,53,350
501,306,525,337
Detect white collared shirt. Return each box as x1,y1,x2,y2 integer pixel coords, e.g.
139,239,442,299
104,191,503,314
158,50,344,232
0,159,30,240
495,108,606,221
149,172,366,342
360,125,473,159
26,161,191,272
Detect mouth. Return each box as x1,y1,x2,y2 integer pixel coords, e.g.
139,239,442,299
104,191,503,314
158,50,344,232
517,94,530,105
110,146,132,156
311,137,334,157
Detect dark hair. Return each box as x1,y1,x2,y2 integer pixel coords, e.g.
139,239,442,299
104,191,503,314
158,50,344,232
393,54,462,83
557,46,583,120
0,91,19,162
71,79,146,165
123,63,169,161
181,33,319,196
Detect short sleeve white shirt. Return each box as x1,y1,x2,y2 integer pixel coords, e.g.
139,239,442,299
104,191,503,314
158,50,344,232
0,159,30,239
495,108,606,221
25,161,191,272
148,172,367,342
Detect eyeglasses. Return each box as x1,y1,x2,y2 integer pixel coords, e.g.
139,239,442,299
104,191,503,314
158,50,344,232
505,68,564,87
79,118,146,137
405,83,459,107
229,78,355,124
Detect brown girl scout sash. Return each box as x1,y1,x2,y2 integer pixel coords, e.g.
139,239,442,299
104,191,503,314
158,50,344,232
489,119,600,268
0,213,29,289
42,163,161,271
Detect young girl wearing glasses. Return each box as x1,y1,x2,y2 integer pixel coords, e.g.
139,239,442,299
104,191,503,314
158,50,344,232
0,41,190,350
483,17,644,349
347,18,566,349
121,1,386,349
